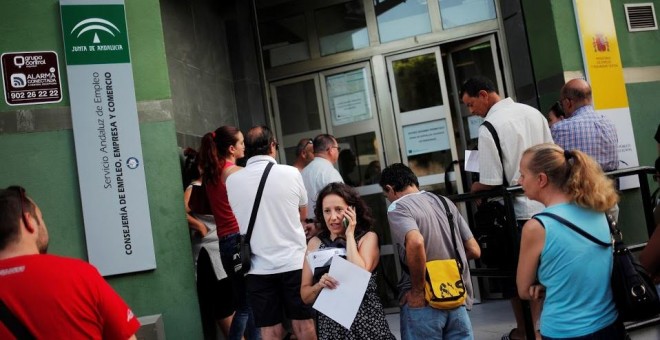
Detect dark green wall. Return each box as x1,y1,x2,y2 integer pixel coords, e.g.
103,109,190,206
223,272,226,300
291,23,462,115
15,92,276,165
549,0,584,72
523,0,660,242
0,0,202,338
612,0,660,67
520,0,565,112
548,0,660,73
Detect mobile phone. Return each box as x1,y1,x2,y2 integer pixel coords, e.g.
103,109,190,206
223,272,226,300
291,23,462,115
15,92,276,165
342,217,349,228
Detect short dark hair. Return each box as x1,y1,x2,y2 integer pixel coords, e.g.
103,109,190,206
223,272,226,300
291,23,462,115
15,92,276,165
379,163,419,192
0,186,35,250
182,148,200,188
313,134,336,154
460,76,497,98
549,101,565,119
245,125,275,158
295,138,313,157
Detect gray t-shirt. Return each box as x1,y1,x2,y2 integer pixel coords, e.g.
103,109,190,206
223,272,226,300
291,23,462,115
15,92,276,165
387,191,474,308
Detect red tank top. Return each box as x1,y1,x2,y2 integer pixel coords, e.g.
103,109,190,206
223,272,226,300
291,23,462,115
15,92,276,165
206,161,240,237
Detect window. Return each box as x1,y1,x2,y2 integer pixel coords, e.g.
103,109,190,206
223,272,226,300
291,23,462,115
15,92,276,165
438,0,496,29
316,1,369,56
376,0,432,43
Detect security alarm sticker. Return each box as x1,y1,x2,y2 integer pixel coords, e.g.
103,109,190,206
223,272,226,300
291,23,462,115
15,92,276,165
1,51,62,106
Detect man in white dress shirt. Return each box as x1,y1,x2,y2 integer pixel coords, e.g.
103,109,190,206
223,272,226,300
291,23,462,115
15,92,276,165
461,76,553,340
301,134,344,221
226,126,316,340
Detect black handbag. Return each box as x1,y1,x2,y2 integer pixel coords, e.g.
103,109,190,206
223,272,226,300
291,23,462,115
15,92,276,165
237,162,274,275
534,212,660,322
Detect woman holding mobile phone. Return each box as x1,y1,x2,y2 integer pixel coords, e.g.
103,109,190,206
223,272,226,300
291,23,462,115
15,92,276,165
300,183,395,339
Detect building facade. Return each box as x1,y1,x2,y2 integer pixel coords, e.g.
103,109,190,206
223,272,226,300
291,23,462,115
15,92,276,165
1,0,658,335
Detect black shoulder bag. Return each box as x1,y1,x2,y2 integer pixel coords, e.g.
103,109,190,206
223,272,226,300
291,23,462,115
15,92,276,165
534,212,660,322
0,299,35,339
481,120,509,187
237,162,274,275
474,121,513,267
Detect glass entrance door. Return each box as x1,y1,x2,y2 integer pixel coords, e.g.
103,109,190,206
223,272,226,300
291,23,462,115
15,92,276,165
445,34,505,174
267,37,508,309
386,47,462,194
270,63,400,309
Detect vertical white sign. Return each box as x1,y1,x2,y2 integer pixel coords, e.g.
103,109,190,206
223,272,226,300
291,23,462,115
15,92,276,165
60,0,156,276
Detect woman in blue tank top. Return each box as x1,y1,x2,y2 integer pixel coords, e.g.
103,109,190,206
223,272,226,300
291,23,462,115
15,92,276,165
517,143,625,339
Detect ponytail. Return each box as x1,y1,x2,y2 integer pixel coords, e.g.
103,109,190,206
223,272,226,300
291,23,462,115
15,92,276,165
523,143,618,212
565,149,618,212
198,132,222,185
198,126,241,185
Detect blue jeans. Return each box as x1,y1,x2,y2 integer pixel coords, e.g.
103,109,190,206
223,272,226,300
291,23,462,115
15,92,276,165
219,233,260,340
400,304,473,340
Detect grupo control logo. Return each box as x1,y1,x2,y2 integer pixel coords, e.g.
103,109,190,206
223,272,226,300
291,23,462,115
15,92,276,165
1,51,62,106
61,4,130,65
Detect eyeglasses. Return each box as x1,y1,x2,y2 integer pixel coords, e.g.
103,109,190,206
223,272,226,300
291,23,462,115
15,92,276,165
330,145,342,152
307,139,313,145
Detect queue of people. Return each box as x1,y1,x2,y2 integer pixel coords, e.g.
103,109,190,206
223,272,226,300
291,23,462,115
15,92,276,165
172,76,653,340
3,75,658,340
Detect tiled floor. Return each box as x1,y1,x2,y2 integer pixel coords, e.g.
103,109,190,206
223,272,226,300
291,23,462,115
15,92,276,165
385,299,660,339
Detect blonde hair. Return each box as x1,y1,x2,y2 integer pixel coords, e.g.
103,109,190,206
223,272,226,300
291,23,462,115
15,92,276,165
523,143,618,212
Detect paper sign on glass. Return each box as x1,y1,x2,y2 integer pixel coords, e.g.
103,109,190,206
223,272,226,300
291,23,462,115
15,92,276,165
312,255,370,330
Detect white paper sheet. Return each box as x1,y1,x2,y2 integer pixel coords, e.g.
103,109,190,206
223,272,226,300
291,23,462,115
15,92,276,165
307,248,347,274
312,255,370,330
465,150,480,173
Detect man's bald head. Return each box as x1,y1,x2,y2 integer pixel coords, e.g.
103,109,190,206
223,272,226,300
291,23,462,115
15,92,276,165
560,78,592,115
245,125,276,158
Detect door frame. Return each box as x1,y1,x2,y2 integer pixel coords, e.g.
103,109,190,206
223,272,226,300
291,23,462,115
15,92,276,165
385,46,463,191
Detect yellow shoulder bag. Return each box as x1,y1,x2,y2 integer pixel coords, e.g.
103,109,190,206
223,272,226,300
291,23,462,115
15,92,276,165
423,194,466,309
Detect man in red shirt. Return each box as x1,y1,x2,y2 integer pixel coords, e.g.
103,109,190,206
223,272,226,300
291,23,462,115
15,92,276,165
0,186,140,339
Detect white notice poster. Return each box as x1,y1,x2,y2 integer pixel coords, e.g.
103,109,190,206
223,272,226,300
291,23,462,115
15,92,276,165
326,68,373,126
403,119,450,156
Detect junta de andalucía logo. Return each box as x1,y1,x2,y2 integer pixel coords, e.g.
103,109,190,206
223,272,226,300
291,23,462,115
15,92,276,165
70,18,124,52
